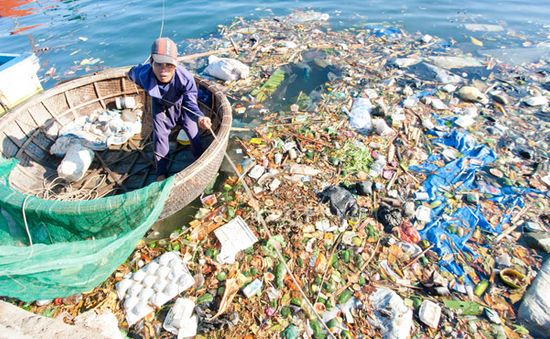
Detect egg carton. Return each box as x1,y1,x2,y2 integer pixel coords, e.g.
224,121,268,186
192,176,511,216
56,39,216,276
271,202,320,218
116,251,194,326
163,297,198,337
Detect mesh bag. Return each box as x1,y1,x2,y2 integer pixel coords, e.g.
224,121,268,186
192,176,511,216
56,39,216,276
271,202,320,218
0,157,174,302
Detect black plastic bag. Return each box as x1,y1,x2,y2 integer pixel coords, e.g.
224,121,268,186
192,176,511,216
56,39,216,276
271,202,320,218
376,204,402,232
318,186,359,219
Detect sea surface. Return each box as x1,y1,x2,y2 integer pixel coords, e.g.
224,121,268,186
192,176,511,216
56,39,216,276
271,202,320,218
1,0,550,89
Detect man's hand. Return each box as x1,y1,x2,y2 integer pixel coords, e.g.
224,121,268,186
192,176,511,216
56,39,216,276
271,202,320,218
198,116,212,130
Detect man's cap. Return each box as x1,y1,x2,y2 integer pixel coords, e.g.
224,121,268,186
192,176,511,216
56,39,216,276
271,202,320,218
151,37,178,66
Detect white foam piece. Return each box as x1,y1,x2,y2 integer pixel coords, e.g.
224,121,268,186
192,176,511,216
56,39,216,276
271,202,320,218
169,258,183,269
164,282,179,297
124,296,139,311
159,252,179,266
163,298,198,337
177,274,195,291
127,283,143,297
156,266,171,279
116,279,133,299
169,269,184,281
151,292,172,308
129,302,154,325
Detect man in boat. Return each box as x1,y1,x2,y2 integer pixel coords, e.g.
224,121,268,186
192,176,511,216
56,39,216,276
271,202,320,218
127,37,212,180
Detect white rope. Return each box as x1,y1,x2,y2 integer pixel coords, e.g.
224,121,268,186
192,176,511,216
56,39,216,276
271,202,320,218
21,195,34,248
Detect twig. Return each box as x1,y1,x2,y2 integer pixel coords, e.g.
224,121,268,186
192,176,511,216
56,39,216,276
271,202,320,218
315,233,343,304
230,127,253,132
494,206,529,243
177,48,231,62
402,244,434,270
511,205,529,225
399,162,420,184
386,170,399,191
229,37,240,54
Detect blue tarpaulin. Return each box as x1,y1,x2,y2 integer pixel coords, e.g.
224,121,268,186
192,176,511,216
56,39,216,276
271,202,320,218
410,120,541,280
365,25,402,38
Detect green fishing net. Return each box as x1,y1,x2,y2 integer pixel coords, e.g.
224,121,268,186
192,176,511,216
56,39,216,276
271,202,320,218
0,156,174,302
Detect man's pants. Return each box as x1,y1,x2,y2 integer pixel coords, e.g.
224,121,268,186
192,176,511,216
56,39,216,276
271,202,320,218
153,110,204,176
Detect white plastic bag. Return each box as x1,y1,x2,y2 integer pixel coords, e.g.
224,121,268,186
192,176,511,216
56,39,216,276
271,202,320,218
57,144,94,182
369,288,413,339
348,98,373,134
204,55,249,81
372,118,396,137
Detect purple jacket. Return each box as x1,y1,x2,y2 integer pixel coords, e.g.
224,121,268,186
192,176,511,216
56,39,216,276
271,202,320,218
127,63,204,123
128,63,205,175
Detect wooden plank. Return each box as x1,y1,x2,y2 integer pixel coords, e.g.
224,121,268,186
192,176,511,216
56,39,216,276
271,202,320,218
63,91,77,119
121,77,127,93
93,82,106,109
41,101,64,126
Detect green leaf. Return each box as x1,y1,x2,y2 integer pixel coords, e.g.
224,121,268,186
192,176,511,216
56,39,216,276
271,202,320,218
252,69,286,102
197,293,214,304
40,306,56,318
443,300,483,315
512,324,529,335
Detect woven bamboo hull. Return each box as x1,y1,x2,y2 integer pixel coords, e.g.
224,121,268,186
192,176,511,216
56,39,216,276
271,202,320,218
0,67,232,220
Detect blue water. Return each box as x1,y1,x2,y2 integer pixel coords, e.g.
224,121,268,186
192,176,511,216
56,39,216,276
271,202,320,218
1,0,550,88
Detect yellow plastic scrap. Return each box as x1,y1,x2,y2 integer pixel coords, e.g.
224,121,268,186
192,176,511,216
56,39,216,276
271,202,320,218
470,36,484,47
249,138,263,145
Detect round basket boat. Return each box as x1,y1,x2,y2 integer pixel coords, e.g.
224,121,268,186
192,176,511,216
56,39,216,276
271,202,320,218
0,67,232,220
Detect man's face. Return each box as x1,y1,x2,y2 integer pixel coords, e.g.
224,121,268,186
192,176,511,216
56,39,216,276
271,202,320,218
152,61,176,84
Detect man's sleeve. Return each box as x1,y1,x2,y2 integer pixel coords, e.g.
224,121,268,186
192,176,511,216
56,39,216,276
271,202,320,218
181,73,204,122
127,64,144,88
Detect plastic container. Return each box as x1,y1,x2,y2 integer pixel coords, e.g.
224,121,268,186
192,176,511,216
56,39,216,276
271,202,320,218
369,155,387,178
419,300,441,328
115,96,136,109
372,118,395,137
57,144,94,182
0,53,43,116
